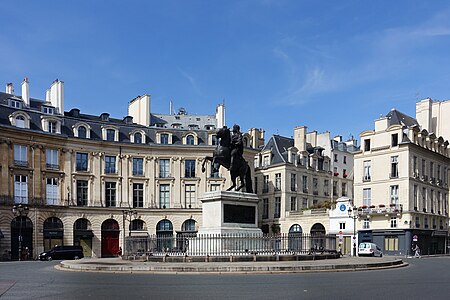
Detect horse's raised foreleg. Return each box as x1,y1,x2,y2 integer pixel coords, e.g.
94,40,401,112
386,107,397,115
227,176,237,191
202,156,213,173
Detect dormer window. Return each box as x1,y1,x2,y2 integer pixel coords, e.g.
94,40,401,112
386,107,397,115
41,116,61,134
134,132,142,143
186,135,195,145
9,111,31,129
42,106,54,114
16,116,25,128
211,134,219,145
73,123,91,139
102,126,119,142
101,113,110,122
160,133,170,144
10,99,22,108
78,126,87,138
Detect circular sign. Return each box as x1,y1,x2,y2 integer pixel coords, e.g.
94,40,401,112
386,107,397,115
340,204,346,212
339,231,343,235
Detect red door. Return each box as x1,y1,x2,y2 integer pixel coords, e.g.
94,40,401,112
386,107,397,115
101,219,120,257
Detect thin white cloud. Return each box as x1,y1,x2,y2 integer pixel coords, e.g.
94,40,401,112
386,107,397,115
177,67,203,96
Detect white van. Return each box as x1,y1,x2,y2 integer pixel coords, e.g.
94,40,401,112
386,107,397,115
358,242,383,257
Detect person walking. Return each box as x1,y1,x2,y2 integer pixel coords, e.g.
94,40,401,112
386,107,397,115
413,244,421,258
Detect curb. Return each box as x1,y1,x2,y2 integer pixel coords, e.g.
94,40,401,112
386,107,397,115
57,258,407,274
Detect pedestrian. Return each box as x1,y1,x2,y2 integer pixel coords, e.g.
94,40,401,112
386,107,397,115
413,245,421,258
338,246,343,257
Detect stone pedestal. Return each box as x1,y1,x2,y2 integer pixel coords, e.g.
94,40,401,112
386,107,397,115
187,191,262,255
198,190,262,235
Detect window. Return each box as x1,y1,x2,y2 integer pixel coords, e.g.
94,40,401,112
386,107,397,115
437,165,441,181
422,187,427,212
210,165,219,178
48,121,57,133
415,216,420,228
324,180,329,196
290,197,297,211
363,218,370,229
274,197,281,218
262,199,269,219
185,184,195,208
391,133,398,147
78,126,87,138
46,178,58,205
334,154,338,162
390,217,397,228
76,152,88,171
302,198,308,209
333,181,337,196
339,222,346,230
385,236,398,251
341,182,347,197
46,149,59,169
186,135,195,145
254,177,258,193
421,159,426,177
313,178,318,195
43,106,53,114
343,156,347,164
14,145,28,166
413,185,418,210
275,173,281,190
160,133,169,144
413,156,418,176
364,139,371,151
159,184,170,208
106,129,115,141
390,185,399,205
437,191,441,214
159,159,170,178
363,160,371,181
363,188,371,206
15,115,25,128
105,156,116,174
430,161,434,180
105,182,116,207
210,184,221,191
185,160,196,178
430,190,434,213
11,100,22,108
133,183,144,208
263,175,269,193
302,175,308,193
424,217,429,228
134,132,142,144
76,180,88,206
290,174,297,191
211,135,219,146
262,155,269,167
132,158,144,176
14,175,28,204
390,156,398,178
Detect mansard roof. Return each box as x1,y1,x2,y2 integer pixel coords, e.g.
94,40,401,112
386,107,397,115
0,91,212,145
386,109,419,128
261,135,324,164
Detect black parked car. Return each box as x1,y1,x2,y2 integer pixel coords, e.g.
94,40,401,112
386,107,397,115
39,246,84,261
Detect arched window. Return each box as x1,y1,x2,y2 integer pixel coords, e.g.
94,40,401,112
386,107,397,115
156,219,173,251
16,116,25,128
130,219,145,231
186,135,195,145
134,132,142,144
288,224,303,251
181,219,196,232
156,220,173,232
78,126,87,138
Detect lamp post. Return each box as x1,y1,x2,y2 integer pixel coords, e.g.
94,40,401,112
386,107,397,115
347,206,358,257
122,209,137,256
12,204,29,261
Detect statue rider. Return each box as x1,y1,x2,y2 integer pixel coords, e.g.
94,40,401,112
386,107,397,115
230,124,244,172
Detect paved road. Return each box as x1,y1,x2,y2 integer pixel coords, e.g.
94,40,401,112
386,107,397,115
1,257,449,299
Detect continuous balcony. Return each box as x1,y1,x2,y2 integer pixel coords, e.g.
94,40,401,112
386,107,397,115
357,204,403,216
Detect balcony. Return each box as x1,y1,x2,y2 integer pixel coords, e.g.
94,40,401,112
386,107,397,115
357,204,403,216
14,160,28,167
46,163,60,170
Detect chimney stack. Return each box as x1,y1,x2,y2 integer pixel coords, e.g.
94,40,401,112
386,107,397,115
6,83,14,94
216,104,225,128
21,78,30,106
294,126,307,152
50,79,64,114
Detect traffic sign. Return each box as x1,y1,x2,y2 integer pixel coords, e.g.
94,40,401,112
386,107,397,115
412,235,418,242
339,231,342,235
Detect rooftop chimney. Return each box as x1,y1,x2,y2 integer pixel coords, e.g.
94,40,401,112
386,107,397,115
21,78,30,106
128,94,151,126
294,126,307,152
6,83,14,94
216,104,225,128
50,79,64,114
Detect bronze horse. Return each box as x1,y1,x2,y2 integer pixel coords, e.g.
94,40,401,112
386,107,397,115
201,127,253,193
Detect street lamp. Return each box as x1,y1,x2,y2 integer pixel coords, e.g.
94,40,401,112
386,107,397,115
347,206,358,257
12,204,29,261
122,209,137,256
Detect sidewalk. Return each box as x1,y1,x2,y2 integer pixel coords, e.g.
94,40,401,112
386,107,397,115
58,256,407,274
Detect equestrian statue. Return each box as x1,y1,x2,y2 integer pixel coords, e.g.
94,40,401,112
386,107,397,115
201,124,253,193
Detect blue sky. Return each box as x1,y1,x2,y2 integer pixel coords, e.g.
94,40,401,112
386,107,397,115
2,1,450,143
